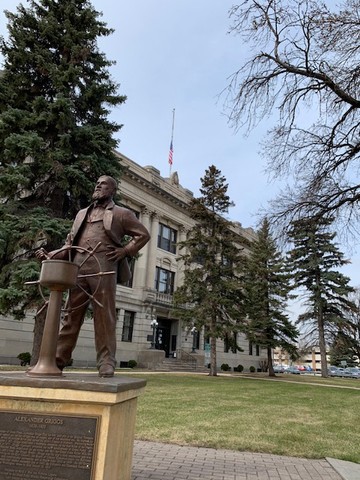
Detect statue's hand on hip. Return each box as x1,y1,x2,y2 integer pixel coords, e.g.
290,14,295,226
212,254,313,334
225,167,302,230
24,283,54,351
105,245,126,262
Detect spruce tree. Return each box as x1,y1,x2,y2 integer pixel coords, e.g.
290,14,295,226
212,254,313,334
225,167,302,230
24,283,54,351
244,218,298,376
329,332,358,367
328,288,360,365
0,0,125,361
287,216,355,377
173,166,247,376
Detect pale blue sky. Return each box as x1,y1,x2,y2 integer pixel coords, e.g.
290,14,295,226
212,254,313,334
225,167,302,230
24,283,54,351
95,0,280,230
1,1,359,295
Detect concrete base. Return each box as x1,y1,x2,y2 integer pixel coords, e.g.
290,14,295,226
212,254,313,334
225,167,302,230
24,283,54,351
137,349,165,369
191,353,205,368
0,372,146,480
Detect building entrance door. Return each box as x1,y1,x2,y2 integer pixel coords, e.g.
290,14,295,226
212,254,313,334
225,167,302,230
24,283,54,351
156,319,171,357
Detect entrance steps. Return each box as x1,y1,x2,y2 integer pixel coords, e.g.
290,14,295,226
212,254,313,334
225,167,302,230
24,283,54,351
154,357,208,373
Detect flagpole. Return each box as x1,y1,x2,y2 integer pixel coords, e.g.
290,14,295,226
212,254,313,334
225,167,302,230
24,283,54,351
168,108,175,175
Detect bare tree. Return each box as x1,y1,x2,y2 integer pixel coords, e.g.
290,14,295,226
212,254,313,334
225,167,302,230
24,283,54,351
225,0,360,230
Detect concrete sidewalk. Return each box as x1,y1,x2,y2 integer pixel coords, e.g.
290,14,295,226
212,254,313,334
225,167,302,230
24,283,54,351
132,440,360,480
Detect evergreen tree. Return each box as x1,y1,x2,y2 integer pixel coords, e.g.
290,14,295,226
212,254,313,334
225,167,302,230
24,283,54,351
244,218,298,376
0,0,125,361
287,216,355,377
329,331,358,367
173,166,247,376
328,287,360,365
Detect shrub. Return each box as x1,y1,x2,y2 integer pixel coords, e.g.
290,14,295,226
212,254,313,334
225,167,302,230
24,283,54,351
249,365,256,373
17,352,31,366
128,360,137,369
234,364,244,372
221,363,231,371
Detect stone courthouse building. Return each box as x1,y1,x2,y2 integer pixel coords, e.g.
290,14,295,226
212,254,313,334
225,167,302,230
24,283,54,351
0,152,267,371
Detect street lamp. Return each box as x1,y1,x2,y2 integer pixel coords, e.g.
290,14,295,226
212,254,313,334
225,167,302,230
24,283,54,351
150,318,158,349
191,326,197,353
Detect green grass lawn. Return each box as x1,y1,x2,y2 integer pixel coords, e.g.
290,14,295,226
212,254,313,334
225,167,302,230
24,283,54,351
128,373,360,463
2,367,359,462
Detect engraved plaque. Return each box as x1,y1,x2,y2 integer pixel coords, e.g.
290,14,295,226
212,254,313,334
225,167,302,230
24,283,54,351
0,411,99,480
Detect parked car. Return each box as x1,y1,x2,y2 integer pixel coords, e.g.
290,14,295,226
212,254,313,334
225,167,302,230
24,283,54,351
329,367,353,377
328,366,339,376
286,366,301,375
273,365,285,373
345,367,360,379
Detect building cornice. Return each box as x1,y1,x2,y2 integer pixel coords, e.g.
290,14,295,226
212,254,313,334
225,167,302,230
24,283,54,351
116,151,193,213
115,150,256,244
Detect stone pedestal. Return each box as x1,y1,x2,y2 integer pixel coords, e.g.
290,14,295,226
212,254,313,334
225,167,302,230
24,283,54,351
0,372,146,480
191,353,205,368
137,349,165,369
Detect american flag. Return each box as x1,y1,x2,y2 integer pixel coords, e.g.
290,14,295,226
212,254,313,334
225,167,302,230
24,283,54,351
168,139,173,166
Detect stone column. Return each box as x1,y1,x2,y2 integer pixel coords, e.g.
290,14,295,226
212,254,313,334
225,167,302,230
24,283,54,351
145,212,159,289
175,225,187,288
116,308,124,344
133,208,151,288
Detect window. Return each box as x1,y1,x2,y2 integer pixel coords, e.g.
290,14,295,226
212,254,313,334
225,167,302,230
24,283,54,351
224,332,238,353
122,311,135,342
249,342,260,356
155,267,175,294
158,223,177,254
221,254,234,278
204,326,210,346
116,206,139,288
193,242,206,265
221,255,232,267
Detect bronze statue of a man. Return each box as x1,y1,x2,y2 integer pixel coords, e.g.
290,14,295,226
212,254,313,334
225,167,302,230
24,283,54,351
37,175,150,377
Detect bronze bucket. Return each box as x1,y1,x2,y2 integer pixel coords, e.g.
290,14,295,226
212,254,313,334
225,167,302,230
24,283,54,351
39,259,79,291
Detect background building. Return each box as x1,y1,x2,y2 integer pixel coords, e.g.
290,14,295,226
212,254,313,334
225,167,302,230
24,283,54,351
0,152,267,371
273,346,330,372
